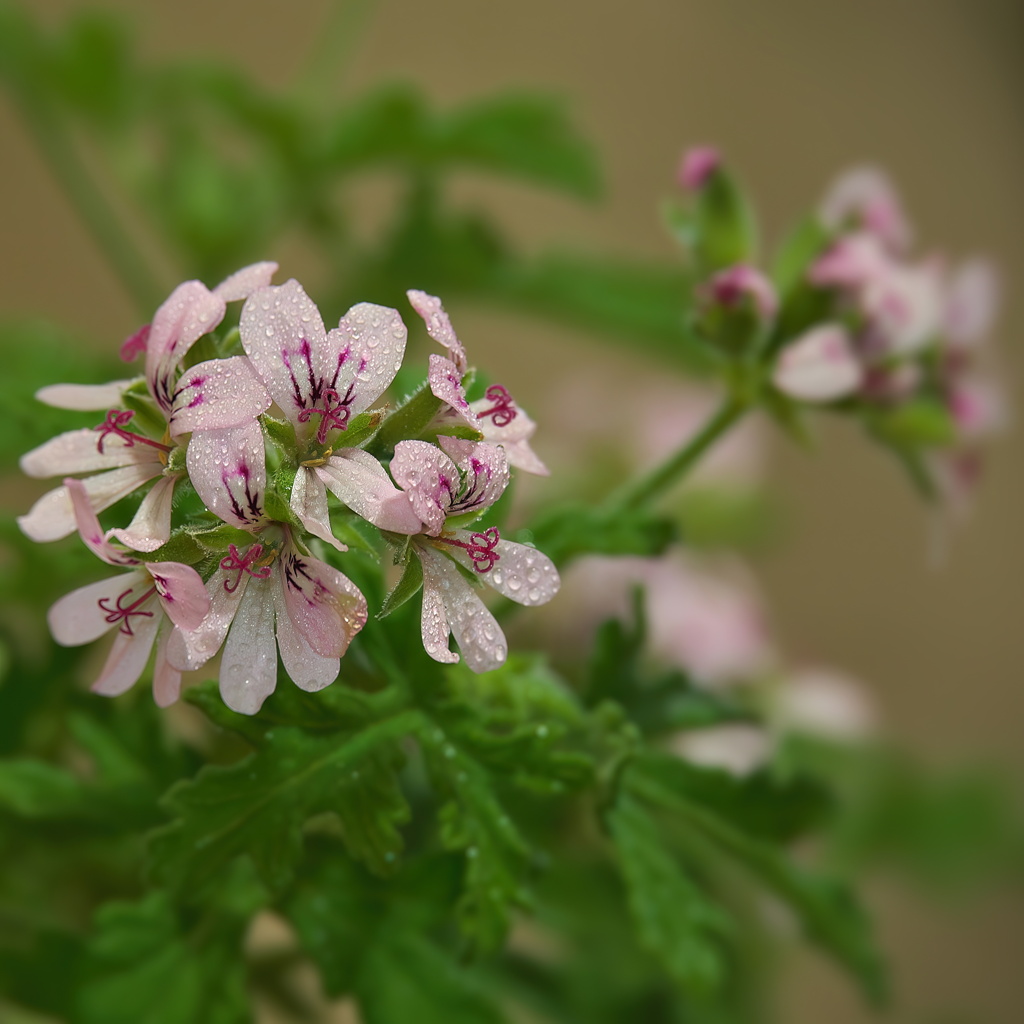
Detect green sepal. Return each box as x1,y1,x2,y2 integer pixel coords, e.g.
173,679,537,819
120,390,167,440
378,551,423,619
420,424,485,445
340,409,385,449
866,398,957,449
369,382,443,456
262,414,297,456
184,522,258,554
165,445,187,473
137,531,206,566
692,167,759,274
444,509,488,532
262,486,302,528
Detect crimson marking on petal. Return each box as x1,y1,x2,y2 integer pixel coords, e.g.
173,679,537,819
325,346,351,392
222,462,264,525
448,457,492,515
120,323,150,362
220,543,273,593
282,552,331,607
98,586,157,635
296,381,358,444
476,384,518,427
435,527,501,572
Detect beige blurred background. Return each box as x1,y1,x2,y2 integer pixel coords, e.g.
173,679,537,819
3,1,1022,1020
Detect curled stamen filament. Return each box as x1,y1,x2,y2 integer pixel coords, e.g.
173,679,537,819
435,527,501,573
93,409,173,456
297,389,351,444
476,384,518,427
97,586,157,636
220,543,274,593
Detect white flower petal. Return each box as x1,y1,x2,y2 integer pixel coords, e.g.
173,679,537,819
169,356,272,436
220,578,279,715
21,428,160,479
107,474,178,552
772,325,864,402
428,353,479,428
92,609,161,697
35,380,136,411
326,302,407,418
290,467,347,551
168,569,248,671
213,261,279,302
317,450,422,535
407,290,467,371
152,627,183,708
186,422,266,530
273,572,339,692
47,571,147,646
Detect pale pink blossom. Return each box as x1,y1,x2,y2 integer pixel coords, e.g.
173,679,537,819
772,324,863,403
47,479,210,706
820,165,912,254
773,667,876,742
669,725,772,777
406,290,549,475
388,437,559,671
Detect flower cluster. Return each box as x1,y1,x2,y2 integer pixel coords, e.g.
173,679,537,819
677,149,1004,503
20,266,559,713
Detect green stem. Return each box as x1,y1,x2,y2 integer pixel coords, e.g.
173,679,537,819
607,394,749,512
12,90,165,316
295,0,375,106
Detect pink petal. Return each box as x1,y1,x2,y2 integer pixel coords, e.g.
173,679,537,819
809,232,892,291
469,393,549,475
120,325,150,362
167,569,247,671
239,279,330,426
107,474,178,552
220,578,279,714
438,437,509,512
316,450,423,535
35,381,135,411
149,560,211,631
481,538,560,606
169,356,272,436
945,258,999,349
406,290,467,372
325,302,408,417
389,440,459,535
418,545,506,673
820,166,912,253
290,467,347,551
20,428,160,479
145,281,227,416
65,477,142,567
861,262,942,355
213,261,279,302
152,626,183,708
949,376,1007,439
772,325,864,402
705,264,778,320
92,609,161,697
186,422,266,529
47,571,148,646
273,573,340,692
677,145,720,191
428,353,479,428
278,549,367,660
18,464,163,543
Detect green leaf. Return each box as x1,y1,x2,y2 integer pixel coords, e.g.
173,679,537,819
437,93,600,200
73,891,250,1024
138,529,206,566
378,553,423,619
867,398,957,449
689,168,758,274
606,791,729,993
771,216,831,301
369,382,443,456
529,502,677,566
148,709,425,894
627,758,887,1005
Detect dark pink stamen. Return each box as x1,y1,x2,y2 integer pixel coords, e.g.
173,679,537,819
297,388,351,444
93,409,173,456
220,543,272,593
436,527,501,573
98,586,157,636
476,384,518,428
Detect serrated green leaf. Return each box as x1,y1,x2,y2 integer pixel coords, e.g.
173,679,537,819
138,529,206,565
73,891,250,1024
262,414,296,454
607,791,730,993
148,709,425,894
378,554,423,619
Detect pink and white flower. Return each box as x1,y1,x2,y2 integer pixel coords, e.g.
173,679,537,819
47,479,210,707
406,289,549,475
18,262,277,548
819,165,912,254
388,437,559,672
772,324,864,403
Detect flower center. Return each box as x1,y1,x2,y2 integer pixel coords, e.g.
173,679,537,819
297,386,355,444
476,384,518,428
220,543,274,593
435,527,501,573
97,585,157,636
94,409,173,457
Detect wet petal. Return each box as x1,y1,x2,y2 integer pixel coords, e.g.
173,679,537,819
278,549,367,660
290,467,347,551
945,258,999,349
273,572,340,692
92,610,161,697
167,568,247,671
47,571,148,646
389,440,459,535
169,356,272,436
479,538,560,606
326,302,407,417
772,324,864,402
407,289,467,372
108,474,178,552
820,166,912,253
239,279,330,425
65,477,142,567
213,261,278,302
145,281,227,415
428,353,479,428
220,577,278,715
438,437,509,514
186,422,266,530
470,393,549,475
152,626,183,708
317,450,422,535
418,545,506,672
149,560,211,631
36,381,136,411
21,427,160,479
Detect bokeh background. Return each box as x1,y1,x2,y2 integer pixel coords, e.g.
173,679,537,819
3,1,1022,1020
